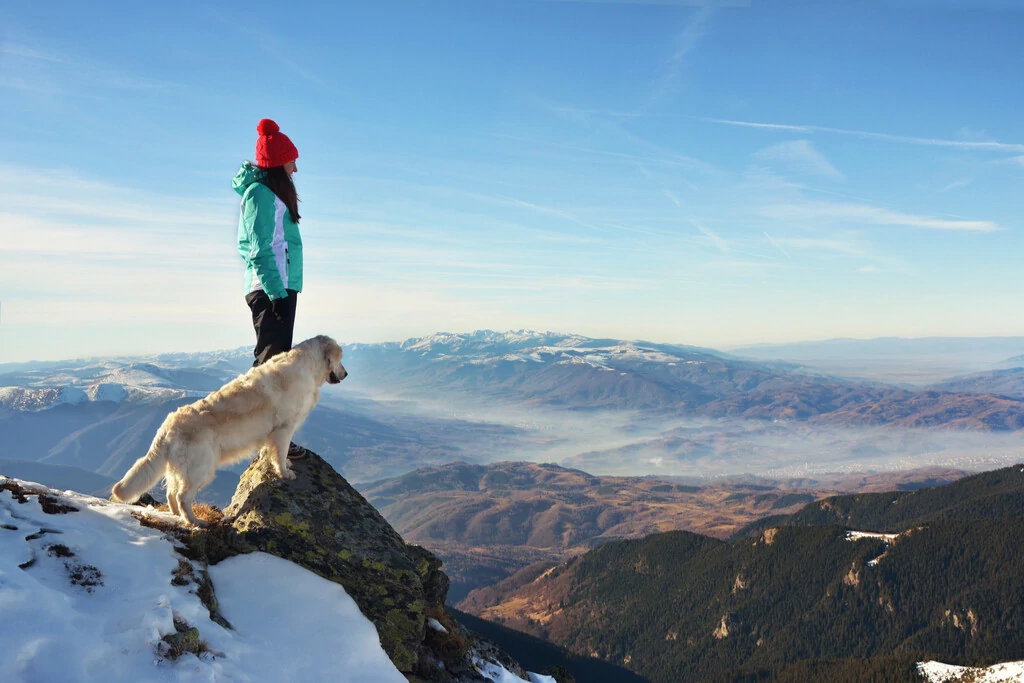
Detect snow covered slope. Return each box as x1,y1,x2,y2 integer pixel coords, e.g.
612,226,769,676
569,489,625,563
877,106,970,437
0,477,552,683
919,660,1024,682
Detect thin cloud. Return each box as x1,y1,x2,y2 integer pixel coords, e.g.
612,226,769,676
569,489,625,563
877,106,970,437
763,231,791,259
754,139,844,181
698,117,1024,153
0,40,175,91
775,237,873,258
938,178,973,193
664,189,684,208
459,190,618,236
1,43,69,64
692,221,729,252
0,166,224,229
643,6,715,111
762,201,1002,232
491,129,714,172
663,192,725,247
202,9,352,96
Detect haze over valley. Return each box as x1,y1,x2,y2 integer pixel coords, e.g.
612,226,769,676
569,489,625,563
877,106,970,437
5,331,1024,494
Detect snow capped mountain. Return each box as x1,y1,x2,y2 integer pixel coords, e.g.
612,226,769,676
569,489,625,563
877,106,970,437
343,329,738,409
0,348,251,411
379,329,722,367
0,387,66,411
396,330,590,357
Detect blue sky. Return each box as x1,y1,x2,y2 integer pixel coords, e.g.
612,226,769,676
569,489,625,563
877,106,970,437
2,0,1023,362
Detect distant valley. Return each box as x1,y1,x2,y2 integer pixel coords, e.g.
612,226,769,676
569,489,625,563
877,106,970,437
364,461,967,601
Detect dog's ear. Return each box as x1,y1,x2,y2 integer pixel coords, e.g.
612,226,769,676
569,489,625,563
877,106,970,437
322,337,341,366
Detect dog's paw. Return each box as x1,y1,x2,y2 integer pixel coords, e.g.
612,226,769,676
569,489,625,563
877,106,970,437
188,518,210,529
280,468,297,481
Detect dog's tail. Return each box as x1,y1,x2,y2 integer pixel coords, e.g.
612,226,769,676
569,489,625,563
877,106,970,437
110,435,168,504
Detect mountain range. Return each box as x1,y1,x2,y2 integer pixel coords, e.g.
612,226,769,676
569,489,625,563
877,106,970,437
5,330,1024,499
0,346,515,487
342,332,1024,429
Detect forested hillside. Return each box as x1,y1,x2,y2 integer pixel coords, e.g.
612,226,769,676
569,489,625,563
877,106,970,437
460,465,1024,682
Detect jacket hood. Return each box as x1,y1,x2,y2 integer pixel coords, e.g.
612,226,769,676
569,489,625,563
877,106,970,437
232,161,262,196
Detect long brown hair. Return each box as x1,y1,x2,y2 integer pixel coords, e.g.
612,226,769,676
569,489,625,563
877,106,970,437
257,165,301,223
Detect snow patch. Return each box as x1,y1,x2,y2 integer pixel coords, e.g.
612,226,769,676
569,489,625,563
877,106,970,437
918,660,1024,682
209,553,406,682
87,383,129,403
474,657,556,683
54,386,89,406
846,531,900,543
555,356,613,371
846,530,902,566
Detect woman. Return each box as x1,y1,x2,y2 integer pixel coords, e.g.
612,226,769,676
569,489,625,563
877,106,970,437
232,118,303,367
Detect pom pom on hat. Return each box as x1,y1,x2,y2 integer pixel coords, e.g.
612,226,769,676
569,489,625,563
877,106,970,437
256,118,280,136
255,118,298,168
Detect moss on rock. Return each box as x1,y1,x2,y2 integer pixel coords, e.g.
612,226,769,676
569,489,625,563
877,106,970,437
217,450,451,675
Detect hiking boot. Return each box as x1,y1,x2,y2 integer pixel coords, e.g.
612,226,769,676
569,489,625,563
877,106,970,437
286,442,306,460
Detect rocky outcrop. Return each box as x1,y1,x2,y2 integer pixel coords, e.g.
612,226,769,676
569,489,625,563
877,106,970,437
225,450,447,672
177,448,532,682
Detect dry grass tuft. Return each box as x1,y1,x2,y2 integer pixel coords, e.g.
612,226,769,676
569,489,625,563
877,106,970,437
158,616,216,661
423,604,471,663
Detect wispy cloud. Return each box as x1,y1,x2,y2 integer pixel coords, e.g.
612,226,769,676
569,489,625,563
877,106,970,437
773,237,873,258
202,9,351,96
763,231,791,259
456,191,616,236
692,221,729,252
761,201,1002,232
663,189,684,209
649,7,712,107
938,178,973,193
754,139,844,181
0,166,223,229
0,40,175,91
699,117,1024,153
662,192,728,248
491,129,714,172
1,43,68,63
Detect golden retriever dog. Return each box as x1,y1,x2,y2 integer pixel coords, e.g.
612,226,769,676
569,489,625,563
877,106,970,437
111,335,347,527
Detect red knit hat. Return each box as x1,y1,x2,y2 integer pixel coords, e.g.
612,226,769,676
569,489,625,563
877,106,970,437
254,118,298,168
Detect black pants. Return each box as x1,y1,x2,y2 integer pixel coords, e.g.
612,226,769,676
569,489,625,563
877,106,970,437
246,289,298,367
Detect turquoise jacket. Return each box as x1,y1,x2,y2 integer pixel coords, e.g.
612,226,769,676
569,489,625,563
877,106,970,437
233,162,303,301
